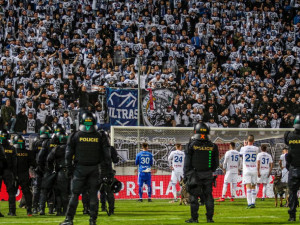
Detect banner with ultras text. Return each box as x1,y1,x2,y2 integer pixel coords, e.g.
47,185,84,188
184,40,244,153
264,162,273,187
106,88,138,126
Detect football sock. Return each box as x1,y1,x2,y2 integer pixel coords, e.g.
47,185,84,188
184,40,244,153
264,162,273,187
222,182,228,198
251,189,257,205
256,184,260,196
247,189,252,205
262,184,267,198
231,183,236,198
172,184,177,199
148,184,152,199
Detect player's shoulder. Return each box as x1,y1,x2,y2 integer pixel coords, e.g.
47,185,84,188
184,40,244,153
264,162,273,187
240,146,246,152
175,150,184,154
266,152,272,157
257,152,263,157
225,150,231,155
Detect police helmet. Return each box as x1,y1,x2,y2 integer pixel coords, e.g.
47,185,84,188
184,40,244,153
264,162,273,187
111,178,122,193
13,135,25,149
294,114,300,130
39,126,52,139
79,112,97,133
53,124,66,134
193,122,210,141
56,132,68,144
0,130,9,145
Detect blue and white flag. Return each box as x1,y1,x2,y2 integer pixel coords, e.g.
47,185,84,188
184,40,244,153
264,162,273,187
106,88,138,126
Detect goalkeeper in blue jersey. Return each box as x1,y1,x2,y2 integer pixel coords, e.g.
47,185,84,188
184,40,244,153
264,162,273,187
135,142,153,202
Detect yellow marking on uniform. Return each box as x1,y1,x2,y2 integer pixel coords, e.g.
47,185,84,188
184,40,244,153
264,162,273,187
79,137,99,142
5,149,13,153
50,144,57,148
289,140,300,144
17,153,28,157
193,146,213,151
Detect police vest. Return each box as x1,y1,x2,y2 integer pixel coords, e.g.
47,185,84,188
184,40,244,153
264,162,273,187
16,148,31,174
287,131,300,167
55,145,67,168
2,145,15,170
74,131,103,166
189,139,215,172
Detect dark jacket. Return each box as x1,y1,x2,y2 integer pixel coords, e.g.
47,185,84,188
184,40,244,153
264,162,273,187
15,112,28,133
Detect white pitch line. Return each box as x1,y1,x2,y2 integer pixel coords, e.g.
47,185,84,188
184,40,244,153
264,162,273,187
222,216,279,219
0,218,181,224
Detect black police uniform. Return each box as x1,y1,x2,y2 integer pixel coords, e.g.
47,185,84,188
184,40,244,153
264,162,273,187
1,141,17,215
63,131,108,224
14,137,35,215
32,137,45,212
38,137,59,214
184,124,219,223
100,146,119,214
285,124,300,221
82,189,90,214
0,142,6,217
47,143,70,216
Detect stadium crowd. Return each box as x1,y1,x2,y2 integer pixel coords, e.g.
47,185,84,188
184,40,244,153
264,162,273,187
0,0,299,132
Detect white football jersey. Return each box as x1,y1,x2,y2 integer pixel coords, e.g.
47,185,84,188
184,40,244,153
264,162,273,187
280,153,287,168
240,145,259,174
223,149,240,173
168,150,185,172
257,152,273,174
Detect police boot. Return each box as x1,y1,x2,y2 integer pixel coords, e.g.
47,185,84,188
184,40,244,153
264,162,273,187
185,218,199,223
83,207,90,215
48,203,55,214
39,207,45,215
60,217,73,225
207,218,215,223
27,208,33,216
32,207,38,214
0,212,4,217
56,208,63,216
89,218,97,225
288,214,296,221
101,204,106,212
7,208,16,216
108,208,114,216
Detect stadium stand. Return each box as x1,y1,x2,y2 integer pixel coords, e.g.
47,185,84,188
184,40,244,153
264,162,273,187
0,0,299,134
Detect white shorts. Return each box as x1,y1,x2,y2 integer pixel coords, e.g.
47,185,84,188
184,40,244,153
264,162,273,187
257,173,269,184
171,171,183,184
242,172,257,185
224,172,238,183
281,168,289,183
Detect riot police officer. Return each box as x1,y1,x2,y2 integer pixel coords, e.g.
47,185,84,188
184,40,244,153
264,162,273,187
38,126,60,215
60,112,109,225
184,123,219,223
0,130,17,216
13,135,35,216
32,125,52,214
285,114,300,221
99,136,119,215
0,130,8,217
47,131,70,216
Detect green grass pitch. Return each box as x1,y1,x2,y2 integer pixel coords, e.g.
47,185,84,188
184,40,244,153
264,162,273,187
0,199,293,225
